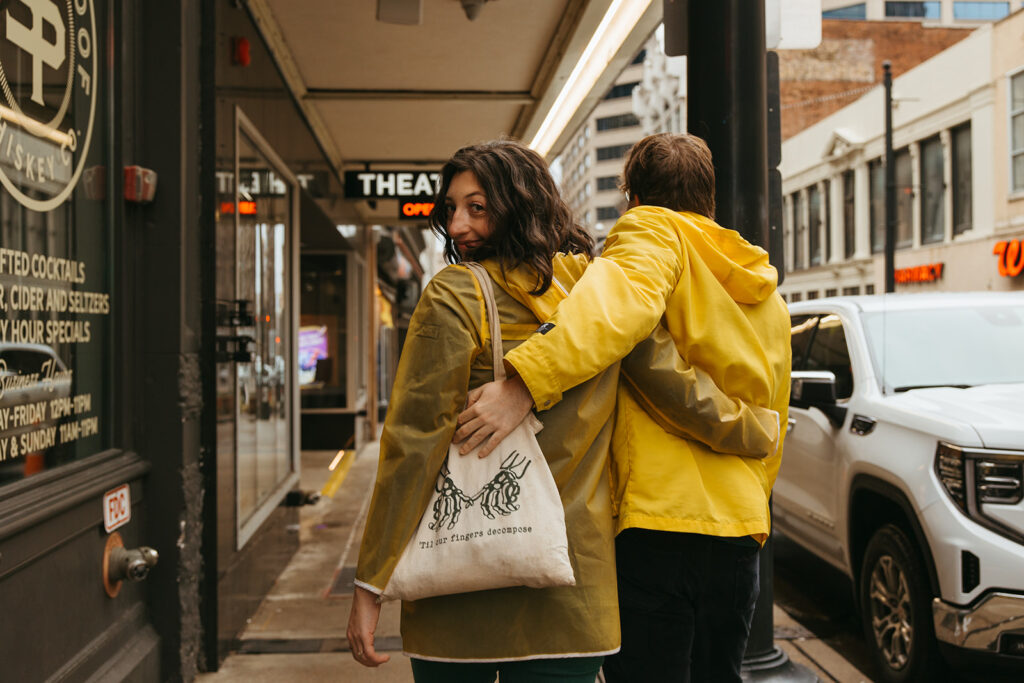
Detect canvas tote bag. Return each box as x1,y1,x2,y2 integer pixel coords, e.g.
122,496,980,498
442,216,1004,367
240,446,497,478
381,262,576,602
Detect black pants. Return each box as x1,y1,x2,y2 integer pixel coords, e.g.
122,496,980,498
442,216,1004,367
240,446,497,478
602,529,760,683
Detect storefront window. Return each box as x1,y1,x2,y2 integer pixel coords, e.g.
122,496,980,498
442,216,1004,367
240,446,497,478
0,0,111,488
299,254,348,409
235,124,294,538
215,109,298,546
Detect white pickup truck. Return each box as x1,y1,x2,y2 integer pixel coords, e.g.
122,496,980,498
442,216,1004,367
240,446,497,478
774,292,1024,683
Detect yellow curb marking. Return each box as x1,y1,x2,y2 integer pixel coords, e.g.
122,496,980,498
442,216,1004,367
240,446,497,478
321,450,355,499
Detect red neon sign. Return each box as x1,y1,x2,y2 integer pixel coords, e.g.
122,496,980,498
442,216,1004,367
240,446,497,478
994,239,1024,277
400,201,434,218
895,262,944,284
220,201,257,215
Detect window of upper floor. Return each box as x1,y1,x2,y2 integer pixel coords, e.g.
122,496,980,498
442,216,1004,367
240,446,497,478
596,113,640,132
604,82,639,100
823,3,867,18
596,144,633,161
885,1,940,18
1011,71,1024,194
953,2,1010,20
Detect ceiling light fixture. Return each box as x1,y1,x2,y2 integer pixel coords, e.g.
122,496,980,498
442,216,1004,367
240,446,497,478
529,0,653,158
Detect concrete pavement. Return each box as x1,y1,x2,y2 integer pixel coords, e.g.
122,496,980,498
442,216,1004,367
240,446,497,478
196,441,874,683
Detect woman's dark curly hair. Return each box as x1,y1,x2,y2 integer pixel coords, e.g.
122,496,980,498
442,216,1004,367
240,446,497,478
428,139,594,295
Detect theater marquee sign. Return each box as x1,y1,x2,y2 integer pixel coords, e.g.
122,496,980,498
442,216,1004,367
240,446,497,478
0,0,97,212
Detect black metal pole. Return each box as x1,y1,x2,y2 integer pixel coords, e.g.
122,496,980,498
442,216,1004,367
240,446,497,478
884,61,896,293
687,1,768,247
767,51,785,286
685,3,812,680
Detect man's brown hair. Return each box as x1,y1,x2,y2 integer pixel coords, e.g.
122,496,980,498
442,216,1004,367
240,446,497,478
619,133,716,218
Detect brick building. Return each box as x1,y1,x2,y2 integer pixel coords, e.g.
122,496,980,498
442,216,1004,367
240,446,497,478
780,20,972,139
779,10,1024,299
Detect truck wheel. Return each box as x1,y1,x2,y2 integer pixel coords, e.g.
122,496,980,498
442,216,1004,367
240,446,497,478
859,524,938,683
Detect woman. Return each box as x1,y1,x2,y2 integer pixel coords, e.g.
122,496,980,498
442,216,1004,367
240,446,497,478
347,139,621,682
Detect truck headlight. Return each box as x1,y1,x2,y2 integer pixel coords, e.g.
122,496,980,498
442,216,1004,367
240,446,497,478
936,442,968,514
935,442,1024,543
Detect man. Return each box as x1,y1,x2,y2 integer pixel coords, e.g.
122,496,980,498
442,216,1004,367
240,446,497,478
454,133,791,682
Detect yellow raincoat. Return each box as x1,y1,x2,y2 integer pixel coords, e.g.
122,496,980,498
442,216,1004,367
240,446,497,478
355,252,780,661
505,207,792,541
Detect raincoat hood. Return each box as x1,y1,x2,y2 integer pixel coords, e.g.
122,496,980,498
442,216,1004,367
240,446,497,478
619,206,778,305
502,205,792,541
481,253,589,321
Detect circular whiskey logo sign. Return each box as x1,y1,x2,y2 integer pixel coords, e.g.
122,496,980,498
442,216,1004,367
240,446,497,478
0,0,97,212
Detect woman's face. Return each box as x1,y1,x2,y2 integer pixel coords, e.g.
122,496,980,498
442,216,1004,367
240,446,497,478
445,171,493,257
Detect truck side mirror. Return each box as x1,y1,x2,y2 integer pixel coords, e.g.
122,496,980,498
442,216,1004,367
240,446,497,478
791,370,848,429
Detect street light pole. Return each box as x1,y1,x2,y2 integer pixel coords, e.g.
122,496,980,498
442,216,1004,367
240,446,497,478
884,61,896,293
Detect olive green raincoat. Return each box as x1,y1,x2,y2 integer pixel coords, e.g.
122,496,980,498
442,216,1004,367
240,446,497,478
355,252,781,662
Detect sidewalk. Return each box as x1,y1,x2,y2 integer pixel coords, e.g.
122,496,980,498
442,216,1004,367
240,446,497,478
196,442,874,683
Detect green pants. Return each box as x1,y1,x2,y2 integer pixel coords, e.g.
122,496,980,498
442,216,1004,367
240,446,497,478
410,655,605,683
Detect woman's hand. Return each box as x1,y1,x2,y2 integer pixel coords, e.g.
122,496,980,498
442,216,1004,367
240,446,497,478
453,375,534,457
347,585,390,667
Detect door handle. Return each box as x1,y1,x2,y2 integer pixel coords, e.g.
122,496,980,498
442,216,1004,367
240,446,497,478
216,334,255,362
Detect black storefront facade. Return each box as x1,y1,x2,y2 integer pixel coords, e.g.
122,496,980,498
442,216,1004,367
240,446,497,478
0,2,381,680
0,1,779,681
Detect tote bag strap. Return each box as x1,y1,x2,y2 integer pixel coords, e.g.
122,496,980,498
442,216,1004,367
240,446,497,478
463,262,506,382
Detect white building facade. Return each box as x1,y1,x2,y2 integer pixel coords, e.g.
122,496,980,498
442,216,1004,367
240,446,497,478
779,10,1024,300
559,51,648,243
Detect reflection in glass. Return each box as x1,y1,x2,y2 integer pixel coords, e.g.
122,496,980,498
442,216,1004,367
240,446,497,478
300,255,348,409
226,128,294,532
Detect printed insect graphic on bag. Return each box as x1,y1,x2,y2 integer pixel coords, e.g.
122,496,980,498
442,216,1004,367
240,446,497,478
427,450,532,530
478,451,531,519
429,465,475,531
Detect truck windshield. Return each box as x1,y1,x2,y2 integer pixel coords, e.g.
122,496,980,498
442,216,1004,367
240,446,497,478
861,303,1024,392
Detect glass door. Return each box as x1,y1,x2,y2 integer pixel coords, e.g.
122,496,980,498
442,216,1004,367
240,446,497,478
225,108,299,548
